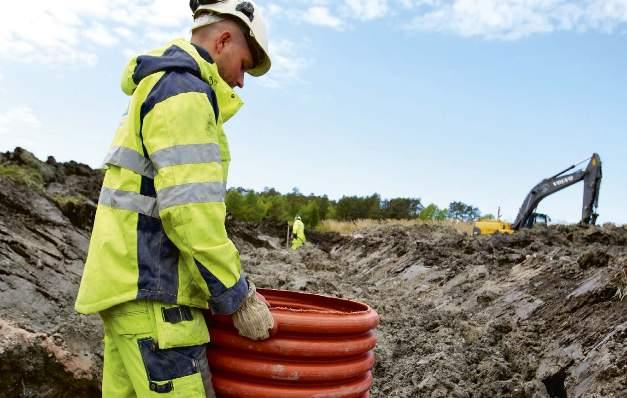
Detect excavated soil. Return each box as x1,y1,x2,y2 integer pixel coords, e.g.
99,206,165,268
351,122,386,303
1,149,626,397
237,223,627,398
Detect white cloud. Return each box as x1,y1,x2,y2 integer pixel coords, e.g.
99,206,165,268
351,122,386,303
586,0,627,31
268,0,627,39
85,24,118,47
343,0,390,20
397,0,429,8
266,3,285,18
407,0,627,40
0,107,42,136
259,39,308,88
0,1,190,66
114,27,133,39
3,0,623,67
0,1,307,85
303,6,345,29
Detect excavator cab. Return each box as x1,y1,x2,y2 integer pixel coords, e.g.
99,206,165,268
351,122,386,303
523,212,551,228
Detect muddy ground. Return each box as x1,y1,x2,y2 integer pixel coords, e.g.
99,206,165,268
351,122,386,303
236,222,627,398
0,148,626,397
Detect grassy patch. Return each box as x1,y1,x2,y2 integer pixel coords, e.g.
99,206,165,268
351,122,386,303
52,194,86,207
316,219,474,235
0,165,44,191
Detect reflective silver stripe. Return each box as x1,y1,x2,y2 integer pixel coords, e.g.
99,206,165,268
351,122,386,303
150,144,222,170
103,146,155,178
99,187,159,218
158,182,225,210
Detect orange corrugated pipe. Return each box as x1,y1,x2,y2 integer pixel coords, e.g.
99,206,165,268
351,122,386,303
206,288,379,398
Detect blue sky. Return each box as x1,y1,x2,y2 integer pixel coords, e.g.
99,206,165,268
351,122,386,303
1,0,625,224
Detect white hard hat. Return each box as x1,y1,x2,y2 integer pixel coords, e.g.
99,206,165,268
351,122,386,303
190,0,271,77
295,215,301,221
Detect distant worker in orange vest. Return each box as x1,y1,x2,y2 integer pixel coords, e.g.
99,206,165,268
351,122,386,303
291,215,306,250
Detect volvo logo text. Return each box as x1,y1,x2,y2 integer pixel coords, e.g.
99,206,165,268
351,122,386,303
553,176,574,187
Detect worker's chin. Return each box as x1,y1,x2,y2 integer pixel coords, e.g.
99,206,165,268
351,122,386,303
220,75,235,88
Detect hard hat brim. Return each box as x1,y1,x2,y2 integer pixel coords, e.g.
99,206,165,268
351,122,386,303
247,50,271,77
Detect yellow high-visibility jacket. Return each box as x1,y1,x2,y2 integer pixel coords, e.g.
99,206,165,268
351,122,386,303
75,39,247,315
292,219,306,242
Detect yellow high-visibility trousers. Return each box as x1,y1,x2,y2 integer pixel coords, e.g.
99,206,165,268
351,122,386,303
291,237,305,250
100,300,215,398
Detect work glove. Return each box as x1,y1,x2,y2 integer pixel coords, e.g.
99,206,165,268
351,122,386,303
232,277,274,341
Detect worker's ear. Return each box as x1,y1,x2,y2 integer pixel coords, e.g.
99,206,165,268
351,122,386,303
215,31,232,55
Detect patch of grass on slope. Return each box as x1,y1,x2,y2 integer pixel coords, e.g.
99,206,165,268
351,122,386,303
0,164,44,192
317,218,474,235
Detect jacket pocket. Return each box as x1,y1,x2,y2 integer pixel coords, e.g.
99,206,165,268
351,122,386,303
152,302,210,349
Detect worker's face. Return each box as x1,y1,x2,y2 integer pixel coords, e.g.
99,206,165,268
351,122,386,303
213,28,254,89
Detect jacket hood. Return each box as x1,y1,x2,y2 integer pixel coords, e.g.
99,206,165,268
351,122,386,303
120,39,243,123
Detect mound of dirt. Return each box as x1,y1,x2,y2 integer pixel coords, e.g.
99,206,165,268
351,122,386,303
0,148,103,396
1,148,625,397
244,223,627,398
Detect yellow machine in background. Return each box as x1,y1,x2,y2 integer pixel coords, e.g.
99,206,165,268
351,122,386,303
472,213,549,235
473,154,602,236
472,220,513,235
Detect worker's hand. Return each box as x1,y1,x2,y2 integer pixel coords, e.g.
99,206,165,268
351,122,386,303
232,277,274,341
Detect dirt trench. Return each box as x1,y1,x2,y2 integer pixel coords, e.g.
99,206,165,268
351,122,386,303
238,223,627,398
0,149,626,397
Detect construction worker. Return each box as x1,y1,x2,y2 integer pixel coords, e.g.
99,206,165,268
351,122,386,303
75,1,273,397
291,215,306,250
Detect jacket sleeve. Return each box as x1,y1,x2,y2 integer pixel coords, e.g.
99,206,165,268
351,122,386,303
141,87,247,315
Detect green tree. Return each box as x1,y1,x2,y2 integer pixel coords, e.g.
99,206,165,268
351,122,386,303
326,204,337,220
317,195,330,220
264,195,288,221
434,208,448,221
419,203,439,220
301,200,320,228
448,201,480,222
336,194,381,220
243,190,266,221
227,186,444,225
225,189,245,219
382,197,423,219
336,196,358,220
366,194,382,219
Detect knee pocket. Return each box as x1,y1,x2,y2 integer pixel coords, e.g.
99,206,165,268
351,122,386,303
138,338,207,395
138,338,205,381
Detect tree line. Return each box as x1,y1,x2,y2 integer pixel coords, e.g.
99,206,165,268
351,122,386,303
226,187,486,228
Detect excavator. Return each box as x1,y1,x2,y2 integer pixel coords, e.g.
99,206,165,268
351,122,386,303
473,153,602,235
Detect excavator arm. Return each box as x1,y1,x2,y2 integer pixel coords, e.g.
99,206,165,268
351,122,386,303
512,153,602,230
581,154,602,224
